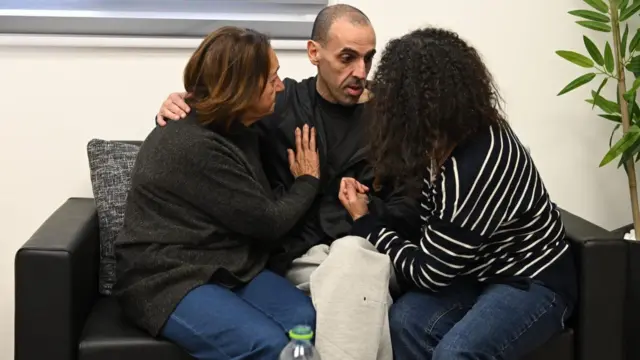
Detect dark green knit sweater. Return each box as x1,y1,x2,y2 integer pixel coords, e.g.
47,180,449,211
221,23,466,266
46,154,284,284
113,114,319,336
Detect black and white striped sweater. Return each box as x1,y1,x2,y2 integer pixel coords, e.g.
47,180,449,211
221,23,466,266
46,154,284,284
351,124,576,301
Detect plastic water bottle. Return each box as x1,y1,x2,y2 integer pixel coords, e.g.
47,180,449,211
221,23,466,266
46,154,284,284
278,325,321,360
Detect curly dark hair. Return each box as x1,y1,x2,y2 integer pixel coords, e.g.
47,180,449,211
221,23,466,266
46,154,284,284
368,27,507,194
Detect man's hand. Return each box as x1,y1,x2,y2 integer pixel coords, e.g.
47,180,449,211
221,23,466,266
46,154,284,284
341,177,369,194
339,177,370,221
156,92,190,126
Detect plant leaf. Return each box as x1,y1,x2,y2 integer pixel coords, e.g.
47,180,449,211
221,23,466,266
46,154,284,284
569,9,611,22
583,0,609,13
624,90,636,102
629,78,640,95
613,84,639,126
592,77,609,109
599,113,622,122
588,91,621,113
627,56,640,76
615,85,634,121
619,135,640,165
633,102,640,124
623,24,630,58
621,0,630,13
577,20,612,32
610,123,622,147
630,29,640,53
622,93,636,105
556,50,595,68
618,156,629,172
625,83,640,123
557,73,596,95
620,0,640,21
626,91,638,120
605,42,615,72
583,36,605,65
600,125,640,166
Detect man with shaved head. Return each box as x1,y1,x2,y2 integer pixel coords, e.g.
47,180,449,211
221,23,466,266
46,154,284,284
309,4,374,105
156,5,419,359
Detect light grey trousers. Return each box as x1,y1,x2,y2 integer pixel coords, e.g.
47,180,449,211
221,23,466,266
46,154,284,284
285,236,396,360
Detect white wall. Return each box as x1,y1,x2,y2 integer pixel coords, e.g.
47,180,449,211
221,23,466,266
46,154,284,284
0,0,634,357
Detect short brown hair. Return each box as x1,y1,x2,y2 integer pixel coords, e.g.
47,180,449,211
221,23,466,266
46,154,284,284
183,26,272,127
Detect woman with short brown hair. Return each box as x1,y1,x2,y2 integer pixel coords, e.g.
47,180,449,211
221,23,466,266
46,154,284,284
114,26,320,360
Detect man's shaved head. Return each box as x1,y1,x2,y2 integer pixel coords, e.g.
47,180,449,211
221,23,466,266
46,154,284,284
311,4,371,45
307,4,375,105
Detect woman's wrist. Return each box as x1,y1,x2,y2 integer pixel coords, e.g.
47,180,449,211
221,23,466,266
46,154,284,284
295,174,321,189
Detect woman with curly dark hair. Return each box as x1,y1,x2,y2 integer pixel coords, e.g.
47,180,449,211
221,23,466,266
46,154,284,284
338,27,577,359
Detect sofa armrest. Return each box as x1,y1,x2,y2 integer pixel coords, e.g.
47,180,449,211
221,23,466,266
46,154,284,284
559,208,626,360
15,198,100,360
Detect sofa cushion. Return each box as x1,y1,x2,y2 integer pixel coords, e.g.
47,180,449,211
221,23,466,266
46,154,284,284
79,297,193,360
87,139,140,295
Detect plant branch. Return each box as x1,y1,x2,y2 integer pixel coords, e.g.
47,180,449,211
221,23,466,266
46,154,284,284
611,0,640,238
624,50,637,66
596,66,618,78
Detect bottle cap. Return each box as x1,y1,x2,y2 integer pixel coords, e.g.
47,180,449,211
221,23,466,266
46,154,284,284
289,325,314,341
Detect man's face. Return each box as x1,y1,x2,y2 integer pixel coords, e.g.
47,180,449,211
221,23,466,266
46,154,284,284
309,19,376,105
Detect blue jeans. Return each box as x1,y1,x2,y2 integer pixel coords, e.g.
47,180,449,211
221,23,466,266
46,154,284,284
161,270,316,360
389,280,571,360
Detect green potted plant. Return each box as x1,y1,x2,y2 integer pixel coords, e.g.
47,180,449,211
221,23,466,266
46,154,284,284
556,0,640,240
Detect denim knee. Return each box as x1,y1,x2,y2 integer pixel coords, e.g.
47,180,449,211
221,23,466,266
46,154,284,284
389,303,408,334
388,301,423,344
290,302,317,332
432,345,478,360
432,335,488,360
389,303,438,360
249,327,290,358
284,305,315,347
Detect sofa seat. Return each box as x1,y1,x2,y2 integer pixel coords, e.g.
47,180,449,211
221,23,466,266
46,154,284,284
524,329,574,360
15,198,626,360
78,296,572,360
78,297,193,360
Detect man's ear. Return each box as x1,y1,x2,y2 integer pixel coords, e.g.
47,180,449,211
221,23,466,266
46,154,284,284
307,40,321,66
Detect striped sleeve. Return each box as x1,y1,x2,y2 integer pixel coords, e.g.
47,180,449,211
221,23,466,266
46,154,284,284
351,125,529,291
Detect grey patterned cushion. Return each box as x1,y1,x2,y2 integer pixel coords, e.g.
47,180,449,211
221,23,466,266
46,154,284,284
87,139,140,295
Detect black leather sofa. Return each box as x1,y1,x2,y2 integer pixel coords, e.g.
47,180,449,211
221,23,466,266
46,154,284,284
15,197,627,360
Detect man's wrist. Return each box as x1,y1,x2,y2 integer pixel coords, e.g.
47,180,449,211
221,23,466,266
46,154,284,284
352,211,369,221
